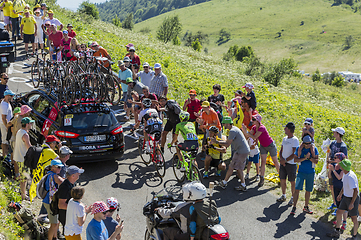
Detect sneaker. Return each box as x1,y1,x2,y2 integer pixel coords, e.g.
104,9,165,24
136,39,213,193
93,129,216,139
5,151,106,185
234,185,247,191
327,203,337,210
326,230,340,238
277,195,286,202
290,207,296,215
255,175,260,181
218,181,227,189
258,176,264,187
288,197,294,206
216,170,221,177
341,221,347,231
124,116,130,121
203,171,209,178
180,167,186,172
245,173,249,180
303,206,313,214
331,208,337,216
357,216,361,222
38,217,50,224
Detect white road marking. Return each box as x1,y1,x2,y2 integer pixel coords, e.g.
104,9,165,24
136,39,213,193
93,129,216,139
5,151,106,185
9,77,34,90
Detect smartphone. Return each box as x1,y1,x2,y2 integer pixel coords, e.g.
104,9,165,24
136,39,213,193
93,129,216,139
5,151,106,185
119,219,124,225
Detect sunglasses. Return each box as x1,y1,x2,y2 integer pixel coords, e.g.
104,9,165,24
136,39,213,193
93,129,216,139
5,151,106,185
189,94,196,96
129,50,135,52
143,66,149,68
252,118,256,121
45,24,50,26
3,78,8,80
303,142,311,145
101,211,107,215
35,12,40,14
55,166,61,169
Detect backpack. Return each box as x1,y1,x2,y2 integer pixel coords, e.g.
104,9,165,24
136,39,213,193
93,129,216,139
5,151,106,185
36,173,50,199
24,146,49,171
14,206,48,240
166,100,181,115
50,190,60,215
193,200,220,240
209,102,223,122
2,156,14,179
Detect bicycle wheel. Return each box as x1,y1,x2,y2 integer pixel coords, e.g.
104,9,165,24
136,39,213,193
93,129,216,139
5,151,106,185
62,75,73,105
154,147,166,178
104,74,115,104
43,67,53,94
31,61,41,88
71,75,83,104
172,154,186,182
138,137,151,165
189,165,203,183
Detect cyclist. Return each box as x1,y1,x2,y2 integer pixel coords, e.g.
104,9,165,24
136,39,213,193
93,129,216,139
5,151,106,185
168,111,199,171
134,98,162,153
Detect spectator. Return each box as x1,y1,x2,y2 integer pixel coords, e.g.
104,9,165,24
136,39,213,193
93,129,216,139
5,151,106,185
9,1,20,41
61,30,72,61
291,135,319,215
64,186,91,240
104,197,122,240
90,41,112,71
232,90,243,105
183,89,202,125
327,127,348,211
58,146,73,179
242,114,280,187
277,122,299,205
214,116,250,191
0,0,12,31
43,10,63,30
67,23,76,38
125,42,133,52
9,107,20,160
86,201,123,240
301,117,314,143
13,117,33,200
32,4,41,14
149,63,168,97
140,86,157,102
327,159,359,238
126,46,140,73
118,60,132,120
69,37,79,57
245,136,260,181
135,62,154,87
58,166,85,234
0,22,10,41
126,78,144,120
33,9,44,52
48,24,63,59
11,105,32,139
242,82,257,111
0,73,9,100
0,89,14,157
42,159,64,240
208,84,224,114
40,3,47,16
20,9,37,55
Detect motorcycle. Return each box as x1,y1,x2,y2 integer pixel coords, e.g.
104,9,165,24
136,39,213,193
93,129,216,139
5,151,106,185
143,184,230,240
0,40,15,73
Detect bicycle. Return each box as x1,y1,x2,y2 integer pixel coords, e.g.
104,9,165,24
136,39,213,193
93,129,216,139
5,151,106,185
138,129,166,178
30,51,47,88
168,145,202,183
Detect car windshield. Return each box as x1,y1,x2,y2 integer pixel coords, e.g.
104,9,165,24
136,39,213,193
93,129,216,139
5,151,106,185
64,112,117,130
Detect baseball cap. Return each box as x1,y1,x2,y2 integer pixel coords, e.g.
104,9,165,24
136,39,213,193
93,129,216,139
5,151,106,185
62,30,68,34
20,105,32,115
339,159,351,172
67,165,85,175
154,63,161,69
118,60,124,66
285,122,295,131
34,9,40,13
126,77,134,83
252,114,262,123
13,107,21,114
222,116,233,124
34,4,41,8
90,41,99,47
21,117,35,124
332,127,345,136
46,135,60,143
91,201,109,214
304,118,313,125
242,83,254,89
41,3,47,7
123,56,131,62
143,62,150,67
48,10,53,14
189,89,197,95
126,43,134,48
51,23,56,28
67,23,73,28
335,152,346,161
129,46,135,51
51,159,64,167
201,101,210,107
4,90,14,96
60,146,73,155
234,90,243,95
302,135,312,143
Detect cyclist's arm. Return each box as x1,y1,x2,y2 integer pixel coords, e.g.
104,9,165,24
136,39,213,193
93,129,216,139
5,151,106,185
213,138,233,148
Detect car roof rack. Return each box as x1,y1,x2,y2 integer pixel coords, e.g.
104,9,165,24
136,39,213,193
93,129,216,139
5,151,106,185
61,101,111,115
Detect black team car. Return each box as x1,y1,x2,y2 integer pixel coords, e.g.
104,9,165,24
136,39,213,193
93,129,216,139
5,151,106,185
16,89,124,162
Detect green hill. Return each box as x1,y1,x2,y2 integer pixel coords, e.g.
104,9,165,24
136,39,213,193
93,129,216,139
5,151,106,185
95,0,209,23
134,0,361,73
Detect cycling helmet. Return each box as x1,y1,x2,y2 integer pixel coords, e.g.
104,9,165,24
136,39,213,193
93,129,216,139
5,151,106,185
106,197,119,210
182,182,207,201
142,98,152,108
179,111,190,122
209,126,219,133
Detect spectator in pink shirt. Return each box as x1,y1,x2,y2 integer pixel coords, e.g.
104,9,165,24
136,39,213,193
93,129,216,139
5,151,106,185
48,24,63,59
60,30,72,61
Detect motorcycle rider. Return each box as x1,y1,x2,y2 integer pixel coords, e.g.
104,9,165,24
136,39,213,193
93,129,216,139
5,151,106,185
157,182,220,240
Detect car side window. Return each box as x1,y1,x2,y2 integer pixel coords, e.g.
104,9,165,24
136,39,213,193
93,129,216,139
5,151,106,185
36,98,51,117
27,94,41,109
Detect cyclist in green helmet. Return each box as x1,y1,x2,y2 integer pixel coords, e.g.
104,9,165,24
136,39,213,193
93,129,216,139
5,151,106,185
168,111,199,171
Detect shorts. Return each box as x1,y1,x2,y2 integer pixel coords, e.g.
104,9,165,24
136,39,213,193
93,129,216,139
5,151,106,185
10,140,15,151
334,187,343,207
43,203,58,224
126,94,132,108
0,123,8,144
35,33,44,44
134,104,141,110
16,161,28,179
164,120,179,134
339,195,360,216
279,163,297,181
178,140,199,152
65,234,82,240
4,16,10,25
248,153,260,164
210,158,223,168
145,123,162,135
228,152,248,171
329,175,333,186
295,172,315,192
23,34,35,43
260,141,277,157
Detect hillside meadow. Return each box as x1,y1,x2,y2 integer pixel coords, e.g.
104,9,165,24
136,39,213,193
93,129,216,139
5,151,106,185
134,0,361,73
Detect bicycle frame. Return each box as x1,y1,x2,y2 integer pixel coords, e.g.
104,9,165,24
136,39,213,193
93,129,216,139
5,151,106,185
170,146,199,182
142,133,160,163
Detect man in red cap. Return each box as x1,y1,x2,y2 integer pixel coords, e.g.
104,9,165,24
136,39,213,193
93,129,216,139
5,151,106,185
183,89,201,134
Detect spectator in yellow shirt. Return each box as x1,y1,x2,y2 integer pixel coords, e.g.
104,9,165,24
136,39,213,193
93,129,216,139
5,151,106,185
0,0,13,31
20,10,37,55
9,1,20,40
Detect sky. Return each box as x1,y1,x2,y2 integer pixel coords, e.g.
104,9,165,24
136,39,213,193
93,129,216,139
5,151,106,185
57,0,107,11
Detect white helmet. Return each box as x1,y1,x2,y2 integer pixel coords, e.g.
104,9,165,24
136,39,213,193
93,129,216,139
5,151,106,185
182,182,207,201
106,197,119,210
0,22,5,30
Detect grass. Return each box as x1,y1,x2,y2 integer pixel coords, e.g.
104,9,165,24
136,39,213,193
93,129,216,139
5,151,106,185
134,0,361,73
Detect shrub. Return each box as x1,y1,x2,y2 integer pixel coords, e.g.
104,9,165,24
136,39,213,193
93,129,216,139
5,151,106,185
343,35,354,50
78,1,99,19
243,55,264,76
156,15,182,44
122,13,134,30
191,38,202,51
139,27,151,34
235,46,254,62
332,75,345,87
312,69,322,82
263,58,297,87
218,28,231,42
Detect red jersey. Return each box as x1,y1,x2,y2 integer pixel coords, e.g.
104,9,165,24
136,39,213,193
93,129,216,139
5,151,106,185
68,29,76,38
49,31,63,48
184,99,201,120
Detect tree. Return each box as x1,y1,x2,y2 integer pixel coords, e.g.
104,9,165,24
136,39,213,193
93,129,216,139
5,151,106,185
191,38,202,51
78,1,99,19
184,31,209,47
112,16,121,27
122,13,134,30
235,46,254,62
157,15,182,44
343,35,354,50
218,28,231,42
312,69,321,82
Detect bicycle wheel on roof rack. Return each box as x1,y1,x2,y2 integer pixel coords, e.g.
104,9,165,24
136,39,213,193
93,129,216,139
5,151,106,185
111,75,121,106
62,75,73,105
43,67,53,94
91,73,104,103
103,74,115,104
71,74,83,104
31,60,41,88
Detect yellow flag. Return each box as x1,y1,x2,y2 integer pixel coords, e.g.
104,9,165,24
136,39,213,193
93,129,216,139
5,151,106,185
233,100,244,129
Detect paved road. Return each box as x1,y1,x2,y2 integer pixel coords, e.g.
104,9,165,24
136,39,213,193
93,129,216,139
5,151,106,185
8,43,341,240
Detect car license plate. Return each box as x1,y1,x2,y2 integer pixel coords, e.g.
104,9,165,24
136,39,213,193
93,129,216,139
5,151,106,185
1,57,7,62
84,135,106,142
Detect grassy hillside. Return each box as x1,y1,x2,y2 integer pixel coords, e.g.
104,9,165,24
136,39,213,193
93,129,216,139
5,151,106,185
134,0,361,73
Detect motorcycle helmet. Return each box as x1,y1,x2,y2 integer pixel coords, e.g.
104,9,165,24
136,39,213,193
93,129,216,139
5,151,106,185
182,181,207,201
179,111,190,122
142,98,152,108
106,197,119,210
209,126,219,133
